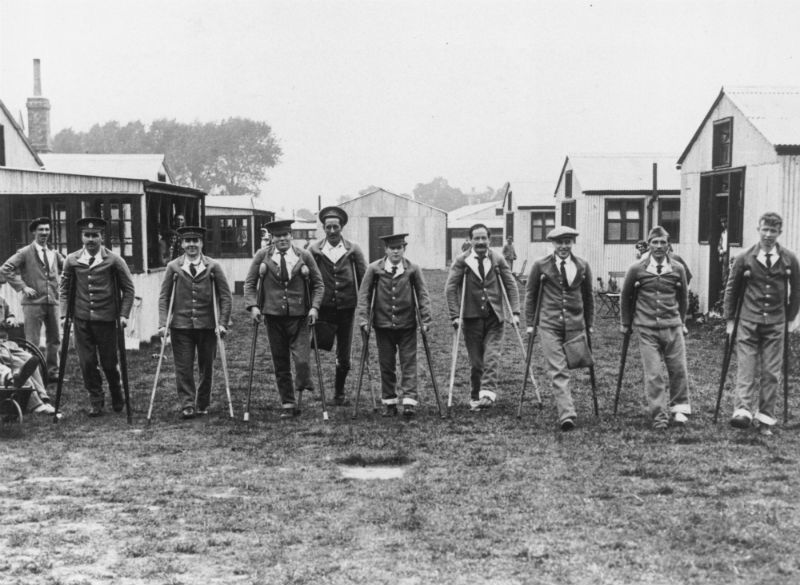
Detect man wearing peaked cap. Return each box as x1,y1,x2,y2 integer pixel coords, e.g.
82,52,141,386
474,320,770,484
2,215,65,387
158,225,231,419
356,233,431,417
525,224,594,431
308,205,366,405
445,223,520,411
244,218,323,418
620,225,691,430
60,216,135,417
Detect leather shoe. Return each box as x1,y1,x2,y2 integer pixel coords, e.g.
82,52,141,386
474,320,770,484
403,405,415,418
280,408,301,419
88,405,103,417
333,395,350,406
381,404,398,417
560,418,576,432
181,406,196,419
111,389,124,413
13,356,40,389
730,415,751,429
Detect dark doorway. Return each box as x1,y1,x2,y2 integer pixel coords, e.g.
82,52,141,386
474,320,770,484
368,216,393,262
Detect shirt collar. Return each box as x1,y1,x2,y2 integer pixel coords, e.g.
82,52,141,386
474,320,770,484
383,259,405,277
322,239,344,252
647,255,672,274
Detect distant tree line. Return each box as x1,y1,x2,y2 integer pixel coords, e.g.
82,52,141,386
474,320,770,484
53,118,282,196
337,178,501,211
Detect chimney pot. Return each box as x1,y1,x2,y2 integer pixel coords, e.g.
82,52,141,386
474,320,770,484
33,58,42,96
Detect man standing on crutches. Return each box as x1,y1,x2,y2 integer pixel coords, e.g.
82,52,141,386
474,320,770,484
445,223,519,412
725,212,800,436
308,206,367,406
157,226,232,420
59,218,135,418
620,226,690,430
525,226,595,432
244,220,323,419
356,233,431,418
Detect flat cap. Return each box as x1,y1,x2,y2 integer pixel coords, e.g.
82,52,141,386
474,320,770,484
29,216,52,232
647,225,670,241
264,219,294,235
546,225,579,241
380,233,408,247
177,226,206,239
319,206,348,227
76,217,106,231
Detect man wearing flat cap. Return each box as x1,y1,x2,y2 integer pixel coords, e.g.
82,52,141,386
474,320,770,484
525,225,594,431
308,206,367,405
2,216,65,384
357,233,431,417
158,226,232,419
244,219,323,418
620,225,691,430
60,218,135,417
445,223,520,411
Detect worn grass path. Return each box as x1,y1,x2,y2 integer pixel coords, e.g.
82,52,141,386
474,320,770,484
2,270,800,585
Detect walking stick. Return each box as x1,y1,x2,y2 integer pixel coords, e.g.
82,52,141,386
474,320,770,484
244,263,266,422
784,268,791,423
614,281,641,415
210,272,234,418
497,266,543,407
53,270,76,423
585,329,600,417
518,274,545,418
302,265,328,421
411,276,443,418
447,273,467,416
112,269,132,424
147,273,177,424
713,270,750,423
352,274,378,419
350,256,377,411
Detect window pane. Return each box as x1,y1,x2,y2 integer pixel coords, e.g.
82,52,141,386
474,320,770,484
626,207,640,220
608,223,621,241
625,222,640,241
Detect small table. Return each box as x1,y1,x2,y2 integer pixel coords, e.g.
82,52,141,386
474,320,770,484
598,292,621,318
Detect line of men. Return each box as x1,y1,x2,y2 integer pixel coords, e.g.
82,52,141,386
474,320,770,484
2,209,797,435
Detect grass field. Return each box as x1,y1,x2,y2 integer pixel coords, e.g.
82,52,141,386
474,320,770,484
2,269,800,585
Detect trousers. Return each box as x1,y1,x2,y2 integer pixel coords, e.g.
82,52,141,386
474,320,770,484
73,318,122,408
374,327,418,405
462,311,504,401
171,328,217,410
265,316,312,409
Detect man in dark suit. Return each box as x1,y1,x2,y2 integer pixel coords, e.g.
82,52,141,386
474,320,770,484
308,206,367,405
60,218,135,417
244,220,323,418
525,226,594,431
2,216,63,382
158,226,232,419
445,223,520,411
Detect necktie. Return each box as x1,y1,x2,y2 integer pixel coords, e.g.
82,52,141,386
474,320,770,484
656,263,663,274
766,253,773,268
478,255,486,281
88,255,96,266
391,265,398,277
279,252,289,281
190,263,197,277
560,259,568,286
40,249,49,274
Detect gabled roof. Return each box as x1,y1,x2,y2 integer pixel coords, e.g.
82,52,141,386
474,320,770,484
339,187,447,214
555,154,681,194
677,86,800,164
447,200,504,229
448,200,501,221
0,98,44,167
205,195,272,212
40,153,172,182
511,180,558,208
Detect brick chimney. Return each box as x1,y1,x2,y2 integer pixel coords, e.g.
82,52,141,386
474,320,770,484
26,59,53,153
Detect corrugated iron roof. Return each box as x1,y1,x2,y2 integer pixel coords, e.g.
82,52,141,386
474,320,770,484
511,180,558,208
205,195,272,212
559,154,681,193
448,200,502,220
723,86,800,147
40,153,172,182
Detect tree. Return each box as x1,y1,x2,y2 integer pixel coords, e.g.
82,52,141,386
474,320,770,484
413,177,468,211
53,117,282,196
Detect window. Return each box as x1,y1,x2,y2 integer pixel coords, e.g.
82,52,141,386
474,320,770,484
0,124,5,166
205,216,252,258
565,170,573,198
561,200,576,228
146,193,202,269
658,199,680,243
81,197,138,265
530,211,555,242
605,200,643,243
699,169,744,246
713,118,732,168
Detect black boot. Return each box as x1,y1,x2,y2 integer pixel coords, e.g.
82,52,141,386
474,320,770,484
334,366,350,405
381,404,398,417
13,356,40,389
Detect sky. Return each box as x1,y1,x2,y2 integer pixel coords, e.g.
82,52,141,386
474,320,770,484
0,0,798,211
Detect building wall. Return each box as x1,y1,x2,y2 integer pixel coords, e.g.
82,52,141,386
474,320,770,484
339,191,447,269
679,95,789,311
512,209,556,273
0,108,43,170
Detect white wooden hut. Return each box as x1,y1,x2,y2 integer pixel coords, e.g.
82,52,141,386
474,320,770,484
676,86,800,312
553,154,682,287
338,188,447,269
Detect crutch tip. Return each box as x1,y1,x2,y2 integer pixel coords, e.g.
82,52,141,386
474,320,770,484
243,413,250,422
323,412,329,421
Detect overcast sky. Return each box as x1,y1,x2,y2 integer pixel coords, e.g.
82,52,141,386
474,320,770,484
1,0,797,211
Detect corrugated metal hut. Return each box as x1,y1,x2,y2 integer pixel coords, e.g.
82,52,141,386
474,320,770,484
505,181,558,273
677,86,800,313
338,188,447,269
553,154,682,287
